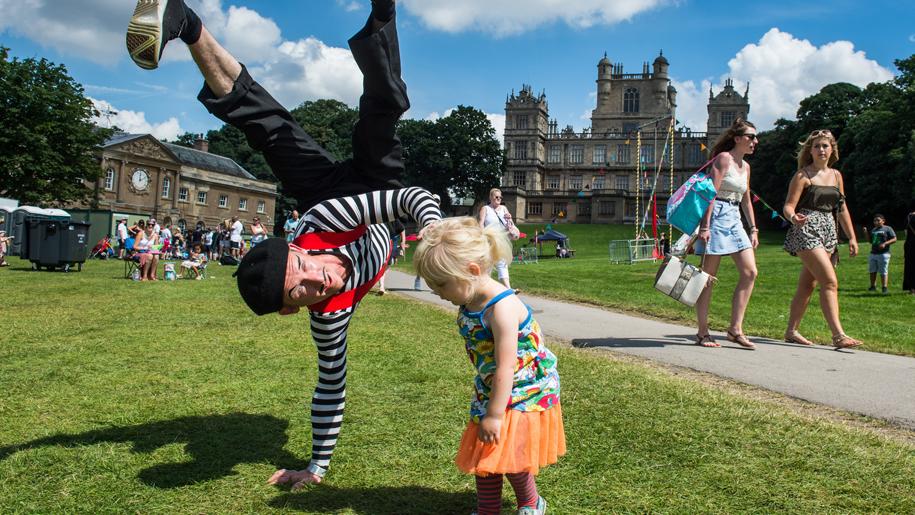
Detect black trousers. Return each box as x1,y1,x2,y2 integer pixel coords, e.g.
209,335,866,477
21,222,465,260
197,16,409,212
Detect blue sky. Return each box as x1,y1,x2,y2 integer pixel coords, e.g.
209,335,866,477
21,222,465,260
2,0,913,143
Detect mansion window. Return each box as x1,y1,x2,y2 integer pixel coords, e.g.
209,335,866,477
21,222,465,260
239,198,248,211
196,191,207,205
548,145,561,164
568,145,584,164
577,202,591,216
161,177,171,198
512,170,526,186
599,201,616,216
569,175,583,190
616,175,629,191
720,111,736,128
179,187,189,202
687,143,703,165
623,88,640,113
551,202,566,216
617,144,630,164
257,200,266,214
592,145,606,165
640,144,654,164
626,201,637,218
513,141,529,160
516,115,529,129
104,168,115,191
546,175,560,190
592,175,605,190
218,194,228,208
527,202,543,216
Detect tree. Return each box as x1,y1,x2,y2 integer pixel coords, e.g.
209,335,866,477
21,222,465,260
0,47,112,205
398,106,503,211
290,99,359,161
398,119,452,210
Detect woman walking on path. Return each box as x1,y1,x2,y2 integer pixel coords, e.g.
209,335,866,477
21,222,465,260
782,130,862,349
903,202,915,294
479,188,518,291
694,119,760,349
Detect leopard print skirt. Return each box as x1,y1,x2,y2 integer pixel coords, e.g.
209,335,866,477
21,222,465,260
784,209,837,256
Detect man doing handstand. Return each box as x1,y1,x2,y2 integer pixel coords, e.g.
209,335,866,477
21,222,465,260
125,0,440,489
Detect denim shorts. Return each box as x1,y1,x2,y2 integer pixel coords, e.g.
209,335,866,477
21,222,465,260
694,201,751,256
868,253,890,274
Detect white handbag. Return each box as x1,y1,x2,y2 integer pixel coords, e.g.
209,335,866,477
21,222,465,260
654,255,715,307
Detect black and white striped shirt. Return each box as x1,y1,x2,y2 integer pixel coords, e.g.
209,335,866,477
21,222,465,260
291,187,440,471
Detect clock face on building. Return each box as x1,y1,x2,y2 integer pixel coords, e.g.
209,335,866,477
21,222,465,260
131,169,150,191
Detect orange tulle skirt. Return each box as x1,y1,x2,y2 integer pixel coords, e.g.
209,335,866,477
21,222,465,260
455,403,565,476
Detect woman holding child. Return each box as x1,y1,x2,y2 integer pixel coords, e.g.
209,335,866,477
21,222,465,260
782,130,862,348
694,119,760,349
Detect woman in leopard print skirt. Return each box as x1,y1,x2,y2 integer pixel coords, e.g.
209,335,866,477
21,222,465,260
782,130,862,349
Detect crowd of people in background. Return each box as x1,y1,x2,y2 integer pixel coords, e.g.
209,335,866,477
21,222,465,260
111,213,288,281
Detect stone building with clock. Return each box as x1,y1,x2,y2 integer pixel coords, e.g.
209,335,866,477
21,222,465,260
66,132,278,246
499,52,749,224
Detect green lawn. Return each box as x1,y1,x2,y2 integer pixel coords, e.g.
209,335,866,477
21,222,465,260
0,258,913,513
399,224,915,356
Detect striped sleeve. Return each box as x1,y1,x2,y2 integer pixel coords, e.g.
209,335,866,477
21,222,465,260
300,187,442,233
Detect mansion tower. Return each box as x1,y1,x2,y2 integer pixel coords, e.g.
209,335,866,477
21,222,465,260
501,52,749,224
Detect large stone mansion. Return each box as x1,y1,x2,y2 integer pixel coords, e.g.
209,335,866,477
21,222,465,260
501,52,749,224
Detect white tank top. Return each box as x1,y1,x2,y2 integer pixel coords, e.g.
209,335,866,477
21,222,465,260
481,205,507,228
718,162,747,202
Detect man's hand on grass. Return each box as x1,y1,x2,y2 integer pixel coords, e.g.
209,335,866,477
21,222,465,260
268,468,322,490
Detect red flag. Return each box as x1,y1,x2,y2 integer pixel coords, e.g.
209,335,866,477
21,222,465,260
752,194,760,203
651,195,661,258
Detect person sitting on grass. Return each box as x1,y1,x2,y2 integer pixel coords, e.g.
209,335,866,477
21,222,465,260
865,214,896,294
124,0,439,488
181,243,207,280
413,217,565,515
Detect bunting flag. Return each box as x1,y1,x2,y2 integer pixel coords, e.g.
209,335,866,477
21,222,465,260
624,138,630,145
752,193,760,203
699,142,707,151
771,210,779,219
751,189,789,224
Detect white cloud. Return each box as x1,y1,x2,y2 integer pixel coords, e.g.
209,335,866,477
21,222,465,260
336,0,363,13
0,0,362,108
0,0,133,64
673,28,894,131
90,98,183,141
400,0,667,36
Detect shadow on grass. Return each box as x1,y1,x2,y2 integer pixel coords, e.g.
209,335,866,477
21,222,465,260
269,485,474,514
0,413,307,488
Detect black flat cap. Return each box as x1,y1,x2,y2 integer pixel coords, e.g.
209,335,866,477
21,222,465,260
234,237,289,315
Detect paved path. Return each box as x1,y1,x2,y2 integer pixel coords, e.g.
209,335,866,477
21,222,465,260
383,270,915,429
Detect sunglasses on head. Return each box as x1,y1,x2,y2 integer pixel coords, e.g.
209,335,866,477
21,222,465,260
810,129,833,137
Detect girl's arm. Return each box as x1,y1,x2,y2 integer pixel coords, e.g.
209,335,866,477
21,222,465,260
478,205,488,227
782,171,809,226
835,171,858,257
740,164,759,248
478,300,523,445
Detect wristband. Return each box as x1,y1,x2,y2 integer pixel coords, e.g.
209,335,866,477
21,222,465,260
306,462,327,478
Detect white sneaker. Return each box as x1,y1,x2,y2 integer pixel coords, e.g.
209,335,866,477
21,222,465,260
414,277,422,290
517,496,547,515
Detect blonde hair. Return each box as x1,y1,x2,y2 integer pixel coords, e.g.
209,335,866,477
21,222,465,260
413,217,513,289
489,188,502,201
797,129,839,169
711,118,756,156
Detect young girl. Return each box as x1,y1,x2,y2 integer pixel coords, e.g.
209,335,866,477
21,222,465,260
414,217,564,515
181,243,207,279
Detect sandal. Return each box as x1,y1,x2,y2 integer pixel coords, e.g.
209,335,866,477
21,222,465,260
832,334,863,349
695,334,720,347
784,330,814,346
727,331,756,350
